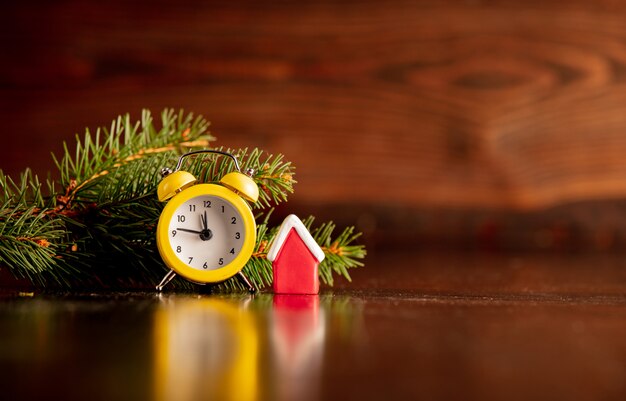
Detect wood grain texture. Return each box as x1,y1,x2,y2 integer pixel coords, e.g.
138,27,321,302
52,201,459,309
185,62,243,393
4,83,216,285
4,1,626,225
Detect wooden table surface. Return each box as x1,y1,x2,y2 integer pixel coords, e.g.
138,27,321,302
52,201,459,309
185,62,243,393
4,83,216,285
1,250,625,401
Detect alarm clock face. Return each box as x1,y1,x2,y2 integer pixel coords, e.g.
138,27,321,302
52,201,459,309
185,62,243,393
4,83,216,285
156,183,256,283
166,195,245,271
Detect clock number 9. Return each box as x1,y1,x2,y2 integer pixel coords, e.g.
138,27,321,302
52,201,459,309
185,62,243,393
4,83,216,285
172,230,177,237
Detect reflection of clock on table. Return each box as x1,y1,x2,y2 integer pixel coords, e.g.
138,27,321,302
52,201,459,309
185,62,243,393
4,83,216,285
155,150,258,291
153,298,258,401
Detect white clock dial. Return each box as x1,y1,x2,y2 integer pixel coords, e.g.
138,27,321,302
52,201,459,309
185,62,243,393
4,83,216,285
166,195,245,271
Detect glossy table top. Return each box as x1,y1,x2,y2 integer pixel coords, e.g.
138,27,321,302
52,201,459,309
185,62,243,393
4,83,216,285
2,251,626,401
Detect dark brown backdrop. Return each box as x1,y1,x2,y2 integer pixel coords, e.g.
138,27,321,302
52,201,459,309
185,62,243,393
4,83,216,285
4,0,626,250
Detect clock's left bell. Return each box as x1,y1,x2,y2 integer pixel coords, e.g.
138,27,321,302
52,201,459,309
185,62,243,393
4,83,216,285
157,170,197,202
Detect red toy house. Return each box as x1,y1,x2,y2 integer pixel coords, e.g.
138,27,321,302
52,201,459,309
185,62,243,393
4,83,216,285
267,214,325,294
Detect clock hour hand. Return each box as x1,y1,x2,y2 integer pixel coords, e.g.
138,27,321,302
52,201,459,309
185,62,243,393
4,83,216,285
197,210,213,241
176,227,203,235
201,210,208,231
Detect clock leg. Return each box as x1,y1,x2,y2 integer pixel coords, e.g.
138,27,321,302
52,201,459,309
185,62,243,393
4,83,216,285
156,269,177,291
237,272,256,293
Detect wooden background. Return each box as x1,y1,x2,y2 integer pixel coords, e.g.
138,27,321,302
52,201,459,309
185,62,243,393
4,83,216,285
4,0,626,250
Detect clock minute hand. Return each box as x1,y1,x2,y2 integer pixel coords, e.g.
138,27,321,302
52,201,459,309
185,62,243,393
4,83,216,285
176,228,203,235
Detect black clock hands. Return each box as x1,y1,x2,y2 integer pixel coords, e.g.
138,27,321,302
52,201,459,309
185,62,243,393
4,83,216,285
177,225,214,241
200,211,213,241
201,210,208,231
177,210,213,240
176,228,203,235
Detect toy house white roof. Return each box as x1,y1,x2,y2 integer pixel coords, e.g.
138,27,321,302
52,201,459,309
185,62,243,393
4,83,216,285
267,214,325,263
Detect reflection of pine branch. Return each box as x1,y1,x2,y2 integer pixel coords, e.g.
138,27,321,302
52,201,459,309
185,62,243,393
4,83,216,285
0,109,366,291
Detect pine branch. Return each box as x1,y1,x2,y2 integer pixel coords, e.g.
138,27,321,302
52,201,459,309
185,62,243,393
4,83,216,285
53,108,215,207
0,108,365,291
0,170,79,286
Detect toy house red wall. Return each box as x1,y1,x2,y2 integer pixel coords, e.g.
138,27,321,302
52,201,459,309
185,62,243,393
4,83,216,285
273,229,320,294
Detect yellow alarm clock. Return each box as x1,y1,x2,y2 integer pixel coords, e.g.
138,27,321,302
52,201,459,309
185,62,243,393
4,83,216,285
155,150,258,292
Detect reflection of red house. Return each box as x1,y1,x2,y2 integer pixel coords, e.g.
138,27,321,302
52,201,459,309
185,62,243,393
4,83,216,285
271,295,324,401
267,214,325,294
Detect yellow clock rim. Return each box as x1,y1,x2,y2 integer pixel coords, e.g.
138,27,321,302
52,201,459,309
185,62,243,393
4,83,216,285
156,183,256,284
